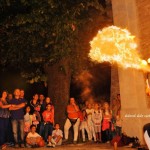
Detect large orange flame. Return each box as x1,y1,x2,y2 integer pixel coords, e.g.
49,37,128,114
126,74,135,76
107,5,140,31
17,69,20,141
89,26,149,71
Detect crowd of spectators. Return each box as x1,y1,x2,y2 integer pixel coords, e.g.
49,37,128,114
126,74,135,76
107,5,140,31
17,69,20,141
0,89,121,149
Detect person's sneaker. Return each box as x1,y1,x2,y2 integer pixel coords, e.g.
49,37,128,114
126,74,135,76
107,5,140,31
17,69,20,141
51,140,56,145
73,141,77,144
52,143,56,147
6,142,14,147
47,142,52,147
63,139,69,144
26,144,31,148
14,144,19,148
63,139,68,142
20,143,25,148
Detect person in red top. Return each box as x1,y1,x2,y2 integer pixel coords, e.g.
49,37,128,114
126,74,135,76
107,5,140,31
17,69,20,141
64,97,80,144
39,103,54,142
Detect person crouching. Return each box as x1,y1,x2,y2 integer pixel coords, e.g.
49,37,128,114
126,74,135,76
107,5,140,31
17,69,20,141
47,123,63,147
26,125,45,147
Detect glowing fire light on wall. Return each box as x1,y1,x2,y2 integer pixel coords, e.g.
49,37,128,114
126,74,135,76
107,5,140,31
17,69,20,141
89,26,149,71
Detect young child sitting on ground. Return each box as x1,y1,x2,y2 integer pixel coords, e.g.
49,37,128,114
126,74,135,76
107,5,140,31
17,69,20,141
26,125,45,147
47,123,63,147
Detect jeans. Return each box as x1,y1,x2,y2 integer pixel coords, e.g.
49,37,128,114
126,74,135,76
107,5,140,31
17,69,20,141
64,118,80,141
39,122,53,142
0,118,9,146
116,126,122,136
105,129,112,141
11,119,24,144
7,118,14,143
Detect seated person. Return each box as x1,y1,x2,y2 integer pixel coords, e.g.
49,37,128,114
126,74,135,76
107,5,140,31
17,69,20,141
39,103,54,141
26,125,45,147
47,123,63,147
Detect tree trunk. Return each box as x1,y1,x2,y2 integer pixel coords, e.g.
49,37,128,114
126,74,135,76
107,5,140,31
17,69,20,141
46,58,71,129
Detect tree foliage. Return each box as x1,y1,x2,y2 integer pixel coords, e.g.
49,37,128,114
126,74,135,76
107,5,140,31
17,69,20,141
0,0,111,82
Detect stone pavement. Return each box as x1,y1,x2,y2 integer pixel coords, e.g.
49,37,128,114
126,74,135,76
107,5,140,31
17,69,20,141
6,143,137,150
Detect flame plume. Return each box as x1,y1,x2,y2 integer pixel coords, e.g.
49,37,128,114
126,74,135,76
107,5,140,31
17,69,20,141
89,26,149,71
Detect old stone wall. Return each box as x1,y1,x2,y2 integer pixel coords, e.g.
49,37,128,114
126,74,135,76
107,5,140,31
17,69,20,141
111,0,150,144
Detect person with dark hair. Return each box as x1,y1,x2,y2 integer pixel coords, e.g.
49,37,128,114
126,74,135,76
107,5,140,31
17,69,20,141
30,94,41,132
47,123,63,147
0,91,12,149
102,102,112,143
86,103,96,142
9,89,26,148
41,97,54,113
24,106,32,136
26,125,45,148
6,92,15,147
92,103,103,142
64,97,80,144
39,94,45,106
40,103,54,142
143,123,150,150
79,110,92,142
7,93,13,101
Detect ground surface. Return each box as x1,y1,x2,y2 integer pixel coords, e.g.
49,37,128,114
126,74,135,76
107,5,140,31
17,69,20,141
6,143,137,150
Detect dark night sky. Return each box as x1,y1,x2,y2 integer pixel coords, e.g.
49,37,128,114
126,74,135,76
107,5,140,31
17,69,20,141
0,62,111,102
0,69,47,101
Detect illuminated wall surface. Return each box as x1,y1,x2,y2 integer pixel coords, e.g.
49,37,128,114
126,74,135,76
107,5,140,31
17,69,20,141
111,0,150,144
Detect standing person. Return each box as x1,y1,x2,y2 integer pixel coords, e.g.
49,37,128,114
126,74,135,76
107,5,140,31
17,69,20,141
115,114,122,136
40,103,54,142
30,94,40,114
20,89,26,100
111,99,119,119
79,110,91,142
42,97,54,112
102,102,112,143
6,93,14,146
39,94,45,106
39,94,45,114
92,103,102,142
64,97,80,144
39,94,46,113
0,91,12,149
86,103,96,142
24,106,32,138
30,94,41,132
8,93,13,101
9,88,26,148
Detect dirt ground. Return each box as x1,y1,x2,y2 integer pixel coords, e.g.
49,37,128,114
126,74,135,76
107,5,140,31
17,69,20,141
6,143,137,150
